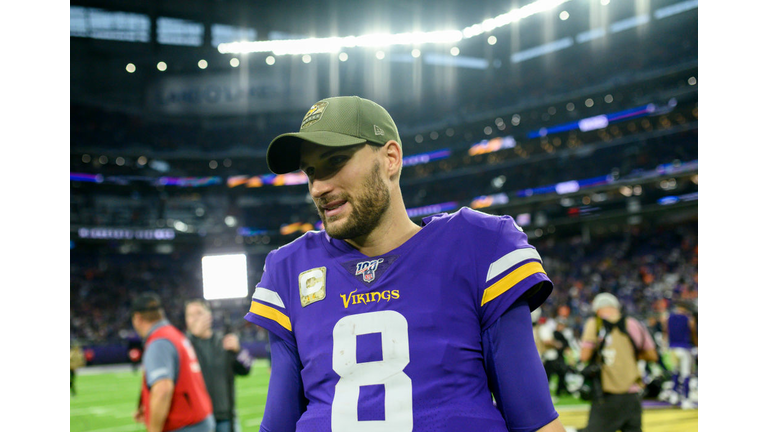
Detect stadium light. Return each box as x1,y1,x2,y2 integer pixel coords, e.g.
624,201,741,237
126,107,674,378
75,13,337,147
230,58,240,67
201,254,249,300
157,61,167,71
217,0,571,56
126,63,136,73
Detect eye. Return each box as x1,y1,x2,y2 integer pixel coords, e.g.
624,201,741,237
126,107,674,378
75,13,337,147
329,155,348,166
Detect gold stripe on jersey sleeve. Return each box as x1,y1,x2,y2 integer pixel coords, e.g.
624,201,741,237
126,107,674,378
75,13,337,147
249,301,292,332
481,261,547,307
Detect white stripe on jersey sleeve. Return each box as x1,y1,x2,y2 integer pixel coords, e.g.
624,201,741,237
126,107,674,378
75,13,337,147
252,287,286,309
486,247,543,282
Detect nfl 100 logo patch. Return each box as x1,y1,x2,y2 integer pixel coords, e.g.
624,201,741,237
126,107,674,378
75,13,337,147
355,258,385,283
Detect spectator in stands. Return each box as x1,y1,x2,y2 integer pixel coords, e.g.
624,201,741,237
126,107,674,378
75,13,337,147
185,299,253,432
131,292,215,432
578,293,658,432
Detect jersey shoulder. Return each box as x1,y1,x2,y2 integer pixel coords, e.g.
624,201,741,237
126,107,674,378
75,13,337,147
265,229,329,267
423,207,516,238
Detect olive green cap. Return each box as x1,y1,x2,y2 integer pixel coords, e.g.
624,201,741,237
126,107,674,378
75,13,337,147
266,96,401,174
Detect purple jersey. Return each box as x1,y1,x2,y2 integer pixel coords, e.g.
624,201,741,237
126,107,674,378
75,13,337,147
245,207,553,431
667,312,693,348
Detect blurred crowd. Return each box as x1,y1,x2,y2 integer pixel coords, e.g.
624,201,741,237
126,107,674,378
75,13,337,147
536,220,697,339
70,219,697,353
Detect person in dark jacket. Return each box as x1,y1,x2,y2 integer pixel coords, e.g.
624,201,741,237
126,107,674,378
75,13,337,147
185,299,253,432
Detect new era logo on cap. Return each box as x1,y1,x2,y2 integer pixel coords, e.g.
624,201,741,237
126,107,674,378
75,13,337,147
373,124,384,136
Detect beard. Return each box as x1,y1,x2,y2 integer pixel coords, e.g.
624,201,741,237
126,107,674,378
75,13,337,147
317,161,391,240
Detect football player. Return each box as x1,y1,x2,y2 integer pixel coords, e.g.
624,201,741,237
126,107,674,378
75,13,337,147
662,301,697,409
245,96,565,432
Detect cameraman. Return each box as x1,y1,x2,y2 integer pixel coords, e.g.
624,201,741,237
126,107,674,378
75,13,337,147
578,293,658,432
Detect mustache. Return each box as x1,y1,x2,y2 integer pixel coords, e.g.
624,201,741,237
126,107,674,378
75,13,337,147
315,195,349,208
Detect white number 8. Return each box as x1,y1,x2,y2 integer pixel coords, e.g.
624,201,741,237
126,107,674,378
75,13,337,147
331,310,412,431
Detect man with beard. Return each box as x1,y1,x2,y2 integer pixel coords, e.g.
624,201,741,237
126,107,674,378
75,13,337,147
245,96,565,432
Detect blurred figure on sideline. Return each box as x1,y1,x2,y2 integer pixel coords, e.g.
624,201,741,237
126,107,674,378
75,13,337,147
578,293,658,432
131,292,214,432
186,299,253,432
70,341,85,396
662,301,697,409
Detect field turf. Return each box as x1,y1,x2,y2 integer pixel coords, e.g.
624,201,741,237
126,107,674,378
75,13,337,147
69,360,590,432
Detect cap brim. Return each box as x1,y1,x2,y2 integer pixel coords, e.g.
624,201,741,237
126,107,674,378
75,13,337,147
266,131,367,174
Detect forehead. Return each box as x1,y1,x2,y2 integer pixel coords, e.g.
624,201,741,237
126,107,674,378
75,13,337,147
186,302,208,313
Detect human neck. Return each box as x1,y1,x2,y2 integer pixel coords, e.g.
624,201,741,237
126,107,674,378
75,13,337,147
344,206,420,257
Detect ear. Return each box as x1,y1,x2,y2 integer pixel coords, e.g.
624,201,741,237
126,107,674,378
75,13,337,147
382,140,402,180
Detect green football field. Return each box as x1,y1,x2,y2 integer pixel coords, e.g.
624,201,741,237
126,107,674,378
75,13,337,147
70,359,587,432
70,360,272,432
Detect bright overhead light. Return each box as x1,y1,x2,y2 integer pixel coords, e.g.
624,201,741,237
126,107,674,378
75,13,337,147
339,52,348,61
376,51,386,60
157,61,167,71
450,47,460,56
487,35,497,45
126,63,136,73
266,55,275,65
230,58,240,67
217,0,572,56
302,54,312,63
411,48,421,58
559,11,570,20
198,59,208,69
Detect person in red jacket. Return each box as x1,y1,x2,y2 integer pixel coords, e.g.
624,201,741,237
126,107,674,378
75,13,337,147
131,292,215,432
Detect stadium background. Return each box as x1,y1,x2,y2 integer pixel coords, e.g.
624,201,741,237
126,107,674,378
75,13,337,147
66,0,701,430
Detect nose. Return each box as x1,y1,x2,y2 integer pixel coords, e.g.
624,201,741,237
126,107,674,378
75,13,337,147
309,176,334,199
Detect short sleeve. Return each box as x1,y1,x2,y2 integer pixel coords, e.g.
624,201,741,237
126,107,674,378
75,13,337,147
627,318,656,352
581,317,598,349
476,213,553,331
244,250,295,344
143,339,178,387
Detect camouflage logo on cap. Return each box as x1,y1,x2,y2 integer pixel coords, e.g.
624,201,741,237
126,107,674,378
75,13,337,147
301,101,329,130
